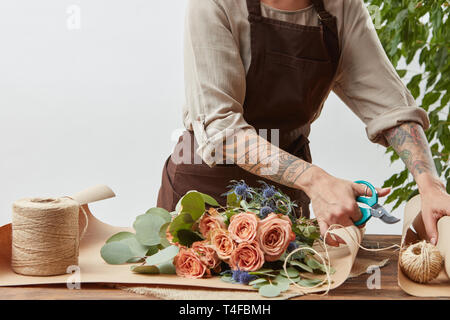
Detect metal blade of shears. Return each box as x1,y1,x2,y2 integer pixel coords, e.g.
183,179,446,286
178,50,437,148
370,203,400,224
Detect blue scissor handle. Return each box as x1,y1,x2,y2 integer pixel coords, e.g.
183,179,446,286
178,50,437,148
354,180,378,226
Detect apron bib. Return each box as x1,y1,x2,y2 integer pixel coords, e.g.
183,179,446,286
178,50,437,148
157,0,340,217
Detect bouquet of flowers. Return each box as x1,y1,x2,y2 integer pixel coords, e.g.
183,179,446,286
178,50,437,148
100,180,333,297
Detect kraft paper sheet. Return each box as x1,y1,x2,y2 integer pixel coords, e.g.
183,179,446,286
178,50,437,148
399,195,450,297
0,185,364,295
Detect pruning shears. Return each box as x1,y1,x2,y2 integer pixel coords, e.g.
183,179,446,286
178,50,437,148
353,180,400,226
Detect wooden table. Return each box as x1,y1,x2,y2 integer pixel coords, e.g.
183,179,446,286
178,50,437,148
0,235,443,300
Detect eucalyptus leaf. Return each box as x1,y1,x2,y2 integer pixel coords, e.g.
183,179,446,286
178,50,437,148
273,280,290,292
131,265,160,274
279,267,299,278
101,242,135,265
249,278,267,286
145,245,179,266
105,231,135,243
157,261,176,274
221,274,233,283
145,207,172,223
133,214,166,246
297,278,323,287
289,260,313,273
259,284,281,298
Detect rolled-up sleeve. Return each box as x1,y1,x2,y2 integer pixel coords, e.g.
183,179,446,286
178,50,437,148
184,0,256,166
332,0,429,147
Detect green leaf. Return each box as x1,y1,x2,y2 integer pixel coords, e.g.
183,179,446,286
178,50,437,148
279,267,300,278
422,91,441,111
289,260,313,273
177,229,203,247
130,265,160,274
145,207,172,223
134,214,166,246
226,192,241,208
273,280,290,292
179,191,206,221
274,274,290,284
199,192,220,206
221,274,233,283
146,245,159,256
100,242,135,265
396,69,407,77
145,245,179,266
249,278,267,286
105,231,135,243
297,278,323,287
259,284,281,298
157,261,176,274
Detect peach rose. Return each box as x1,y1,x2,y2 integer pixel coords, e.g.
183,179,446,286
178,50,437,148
174,247,210,279
210,229,236,260
229,241,265,271
198,209,226,238
228,212,259,243
191,240,220,269
257,213,296,262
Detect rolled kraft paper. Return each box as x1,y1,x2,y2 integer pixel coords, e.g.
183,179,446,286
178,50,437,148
12,197,80,276
412,213,450,279
437,217,450,278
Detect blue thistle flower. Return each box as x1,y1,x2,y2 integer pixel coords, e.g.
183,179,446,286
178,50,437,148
259,206,273,219
287,241,299,253
223,180,254,201
232,269,243,282
262,185,276,199
238,272,257,285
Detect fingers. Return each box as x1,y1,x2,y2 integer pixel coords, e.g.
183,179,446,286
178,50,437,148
376,187,391,197
352,183,391,198
318,220,339,247
422,209,439,245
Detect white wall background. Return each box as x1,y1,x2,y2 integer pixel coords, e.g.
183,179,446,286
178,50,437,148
0,0,407,234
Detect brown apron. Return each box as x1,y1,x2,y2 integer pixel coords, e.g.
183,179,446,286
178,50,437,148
156,0,340,217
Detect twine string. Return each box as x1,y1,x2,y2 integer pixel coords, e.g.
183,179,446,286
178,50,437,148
283,224,401,295
11,197,83,276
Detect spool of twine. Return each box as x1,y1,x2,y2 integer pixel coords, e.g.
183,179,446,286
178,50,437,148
400,240,443,284
12,197,80,276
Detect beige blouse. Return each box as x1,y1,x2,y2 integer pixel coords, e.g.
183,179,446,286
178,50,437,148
183,0,429,167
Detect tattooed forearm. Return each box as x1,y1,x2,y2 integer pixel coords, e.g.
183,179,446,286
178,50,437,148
384,122,437,178
223,130,314,188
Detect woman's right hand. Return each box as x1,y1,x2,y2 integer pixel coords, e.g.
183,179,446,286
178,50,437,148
301,167,391,246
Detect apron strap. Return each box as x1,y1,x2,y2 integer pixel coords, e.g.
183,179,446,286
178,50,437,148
310,0,333,21
246,0,262,17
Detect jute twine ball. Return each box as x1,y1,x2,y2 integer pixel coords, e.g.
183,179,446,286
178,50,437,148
400,240,443,284
12,197,80,276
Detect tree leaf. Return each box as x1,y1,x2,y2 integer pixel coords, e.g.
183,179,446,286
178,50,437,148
100,242,135,265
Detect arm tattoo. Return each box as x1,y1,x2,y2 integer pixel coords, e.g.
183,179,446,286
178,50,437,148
223,130,313,188
384,123,437,178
